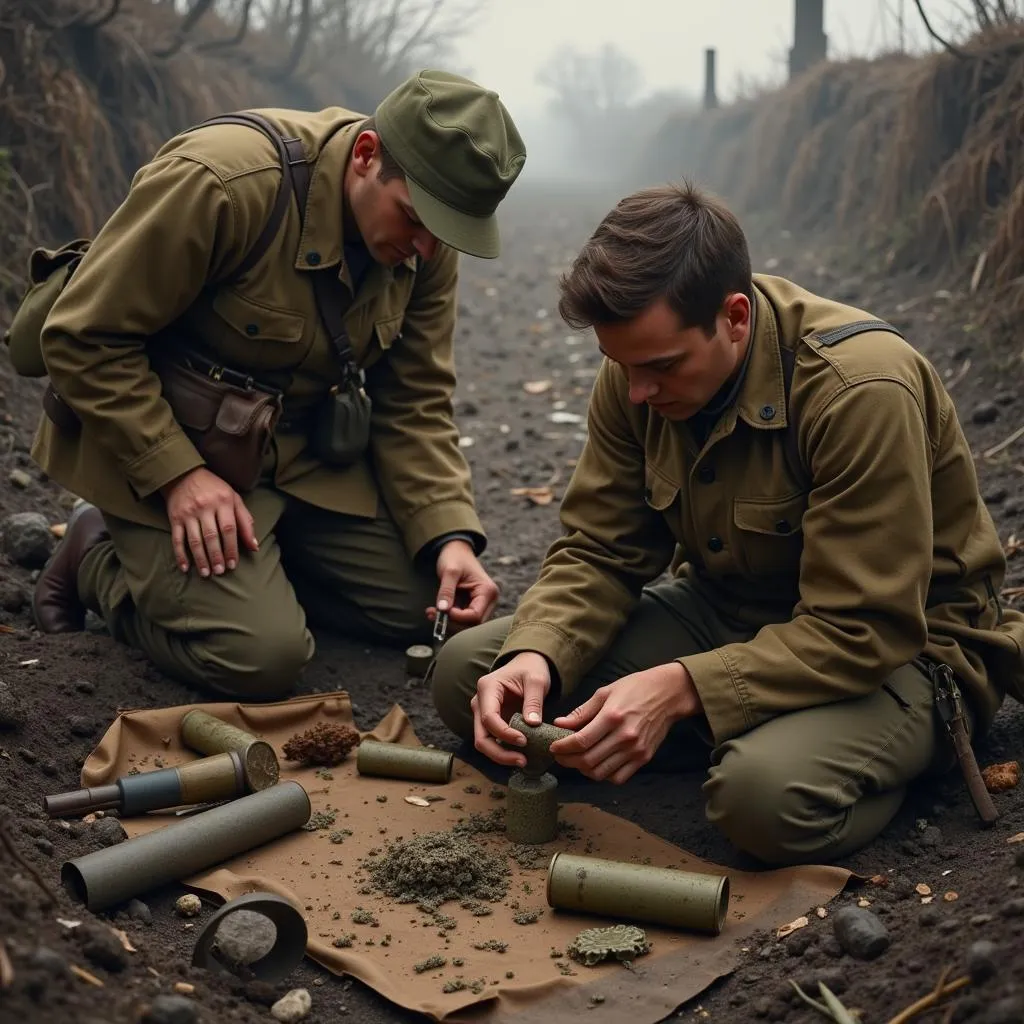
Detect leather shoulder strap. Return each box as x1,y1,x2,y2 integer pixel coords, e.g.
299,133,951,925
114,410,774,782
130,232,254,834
780,318,905,488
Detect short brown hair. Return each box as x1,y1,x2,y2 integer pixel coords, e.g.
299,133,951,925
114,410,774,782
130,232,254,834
558,181,752,335
359,116,406,183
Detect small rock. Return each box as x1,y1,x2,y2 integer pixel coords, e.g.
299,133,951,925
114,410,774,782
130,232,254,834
971,402,999,425
938,917,958,934
983,487,1009,505
920,825,943,848
271,987,312,1022
968,939,998,983
175,894,202,917
8,468,32,489
785,930,814,957
832,906,890,960
141,994,199,1024
0,681,27,730
994,390,1016,406
984,997,1024,1024
999,897,1024,918
78,922,127,972
128,899,153,925
820,936,844,958
17,747,37,764
0,582,29,612
918,906,941,927
0,512,55,569
214,909,277,964
33,837,53,856
29,946,68,976
890,876,916,899
244,980,278,1006
971,913,994,926
91,816,126,847
74,679,96,695
68,716,95,738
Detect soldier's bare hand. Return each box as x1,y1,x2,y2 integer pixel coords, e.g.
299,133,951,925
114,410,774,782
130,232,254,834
161,467,258,577
471,651,551,767
430,539,499,629
549,662,702,784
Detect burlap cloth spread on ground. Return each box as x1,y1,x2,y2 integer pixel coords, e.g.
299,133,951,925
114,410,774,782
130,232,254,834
80,692,851,1022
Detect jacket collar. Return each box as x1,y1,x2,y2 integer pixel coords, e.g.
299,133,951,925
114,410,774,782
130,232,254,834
734,283,788,433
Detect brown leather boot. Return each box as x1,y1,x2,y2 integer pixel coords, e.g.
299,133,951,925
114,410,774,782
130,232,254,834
32,500,109,633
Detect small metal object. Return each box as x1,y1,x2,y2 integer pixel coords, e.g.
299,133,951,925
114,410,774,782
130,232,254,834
356,739,453,783
43,751,248,819
432,610,449,645
546,852,730,935
61,781,311,913
506,770,558,844
180,709,280,792
508,712,573,777
192,891,308,982
405,643,436,677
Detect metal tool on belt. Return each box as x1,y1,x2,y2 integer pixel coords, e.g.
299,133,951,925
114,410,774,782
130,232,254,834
930,662,999,826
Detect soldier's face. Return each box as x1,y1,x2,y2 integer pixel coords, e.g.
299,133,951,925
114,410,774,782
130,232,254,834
348,132,439,266
595,294,751,421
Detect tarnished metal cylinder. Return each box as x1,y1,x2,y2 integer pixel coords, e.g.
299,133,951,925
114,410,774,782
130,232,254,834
356,739,453,783
506,770,558,844
180,709,280,791
546,852,730,935
508,712,573,776
61,780,311,912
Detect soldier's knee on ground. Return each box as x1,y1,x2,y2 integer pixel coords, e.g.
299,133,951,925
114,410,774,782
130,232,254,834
364,574,437,645
703,746,837,866
197,621,314,701
429,627,483,741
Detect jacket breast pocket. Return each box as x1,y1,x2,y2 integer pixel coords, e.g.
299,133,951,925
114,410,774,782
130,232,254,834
374,314,404,351
644,467,683,542
732,492,807,576
212,289,306,347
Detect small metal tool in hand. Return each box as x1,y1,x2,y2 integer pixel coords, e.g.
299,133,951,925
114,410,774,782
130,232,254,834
433,609,449,645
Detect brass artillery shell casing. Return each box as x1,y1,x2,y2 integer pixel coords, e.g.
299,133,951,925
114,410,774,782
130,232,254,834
508,712,573,775
506,770,559,844
356,739,454,783
546,852,730,935
180,709,280,791
404,644,436,677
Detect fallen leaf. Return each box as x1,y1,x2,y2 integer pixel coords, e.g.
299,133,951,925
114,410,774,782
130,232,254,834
0,625,15,635
869,874,889,886
50,522,67,539
510,486,554,506
857,898,871,907
1007,833,1024,844
109,927,136,953
57,918,82,929
943,891,958,902
404,796,430,807
174,982,194,995
816,907,828,919
523,380,553,395
69,964,104,987
776,915,809,938
915,883,932,896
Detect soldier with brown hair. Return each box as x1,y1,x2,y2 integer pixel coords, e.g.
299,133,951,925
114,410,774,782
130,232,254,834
432,181,1024,866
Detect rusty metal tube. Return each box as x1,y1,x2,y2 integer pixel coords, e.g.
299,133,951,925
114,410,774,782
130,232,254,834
546,852,730,935
61,780,311,912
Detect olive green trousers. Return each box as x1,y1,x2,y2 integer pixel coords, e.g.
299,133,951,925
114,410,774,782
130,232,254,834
78,487,437,698
431,577,956,866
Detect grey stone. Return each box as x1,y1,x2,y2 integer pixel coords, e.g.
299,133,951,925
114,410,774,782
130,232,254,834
68,716,95,738
79,922,127,972
920,825,943,848
0,512,55,569
141,995,199,1024
832,906,890,960
8,468,32,489
983,487,1009,505
74,679,96,694
91,816,127,847
214,908,278,964
968,939,999,983
0,681,27,730
29,947,68,976
983,997,1024,1024
128,899,153,925
999,897,1024,918
0,582,29,612
271,988,312,1022
972,402,999,424
994,390,1016,406
918,905,941,927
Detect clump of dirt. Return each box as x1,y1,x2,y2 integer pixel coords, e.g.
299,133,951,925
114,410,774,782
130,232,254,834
282,722,360,766
567,925,651,966
364,831,510,905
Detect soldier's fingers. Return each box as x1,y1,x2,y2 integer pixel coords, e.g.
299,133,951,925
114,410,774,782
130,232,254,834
520,675,547,727
585,745,633,782
550,696,611,756
170,520,189,573
473,711,525,767
199,510,225,576
217,506,240,571
185,517,211,578
434,567,460,614
476,677,526,747
233,494,259,553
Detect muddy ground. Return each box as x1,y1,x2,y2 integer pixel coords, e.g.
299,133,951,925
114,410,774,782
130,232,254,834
0,181,1022,1024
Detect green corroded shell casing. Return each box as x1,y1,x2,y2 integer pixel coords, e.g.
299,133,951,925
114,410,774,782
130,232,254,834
180,709,280,792
61,781,312,912
356,739,453,783
505,770,559,844
545,852,730,935
508,712,573,776
405,644,436,677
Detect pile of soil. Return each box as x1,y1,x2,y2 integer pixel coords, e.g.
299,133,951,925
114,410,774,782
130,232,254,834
1,182,1022,1023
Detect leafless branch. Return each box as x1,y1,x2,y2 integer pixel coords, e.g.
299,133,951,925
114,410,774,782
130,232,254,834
196,0,253,51
152,0,216,58
82,0,121,28
269,0,312,79
912,0,971,56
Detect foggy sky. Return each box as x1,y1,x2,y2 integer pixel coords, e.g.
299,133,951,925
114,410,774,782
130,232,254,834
453,0,975,116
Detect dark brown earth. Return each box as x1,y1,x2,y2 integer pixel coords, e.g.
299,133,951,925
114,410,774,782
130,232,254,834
1,182,1022,1024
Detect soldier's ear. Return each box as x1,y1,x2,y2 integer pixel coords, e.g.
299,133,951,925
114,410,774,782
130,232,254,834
723,292,750,342
350,130,380,177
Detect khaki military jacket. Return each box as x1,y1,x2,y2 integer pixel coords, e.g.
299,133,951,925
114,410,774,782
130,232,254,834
500,274,1024,743
31,107,483,558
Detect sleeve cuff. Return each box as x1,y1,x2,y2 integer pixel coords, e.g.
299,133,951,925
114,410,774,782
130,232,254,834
679,649,752,743
122,429,205,500
497,621,586,698
404,500,486,559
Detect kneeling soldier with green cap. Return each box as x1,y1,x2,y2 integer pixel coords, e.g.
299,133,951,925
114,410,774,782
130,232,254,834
29,70,526,699
431,181,1024,867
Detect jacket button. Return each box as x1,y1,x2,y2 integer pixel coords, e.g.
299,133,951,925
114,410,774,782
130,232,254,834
698,466,715,484
707,536,723,553
306,250,321,266
245,323,258,336
775,519,791,533
759,404,776,421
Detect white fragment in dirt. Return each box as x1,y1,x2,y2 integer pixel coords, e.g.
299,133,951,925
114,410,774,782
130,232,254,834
458,437,474,448
272,987,312,1022
921,896,934,904
510,486,554,507
484,287,497,297
109,928,136,953
776,915,808,938
552,399,567,410
522,379,553,395
942,869,953,876
564,334,582,345
1007,832,1024,844
56,919,82,930
816,907,828,919
499,424,510,433
549,412,582,425
857,898,871,908
535,308,549,319
18,660,39,667
175,894,202,917
404,796,431,807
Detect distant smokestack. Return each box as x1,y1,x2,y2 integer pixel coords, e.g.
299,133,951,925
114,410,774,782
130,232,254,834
789,0,828,80
703,48,718,110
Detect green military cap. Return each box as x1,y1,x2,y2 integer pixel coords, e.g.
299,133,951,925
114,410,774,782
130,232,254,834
374,69,526,259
